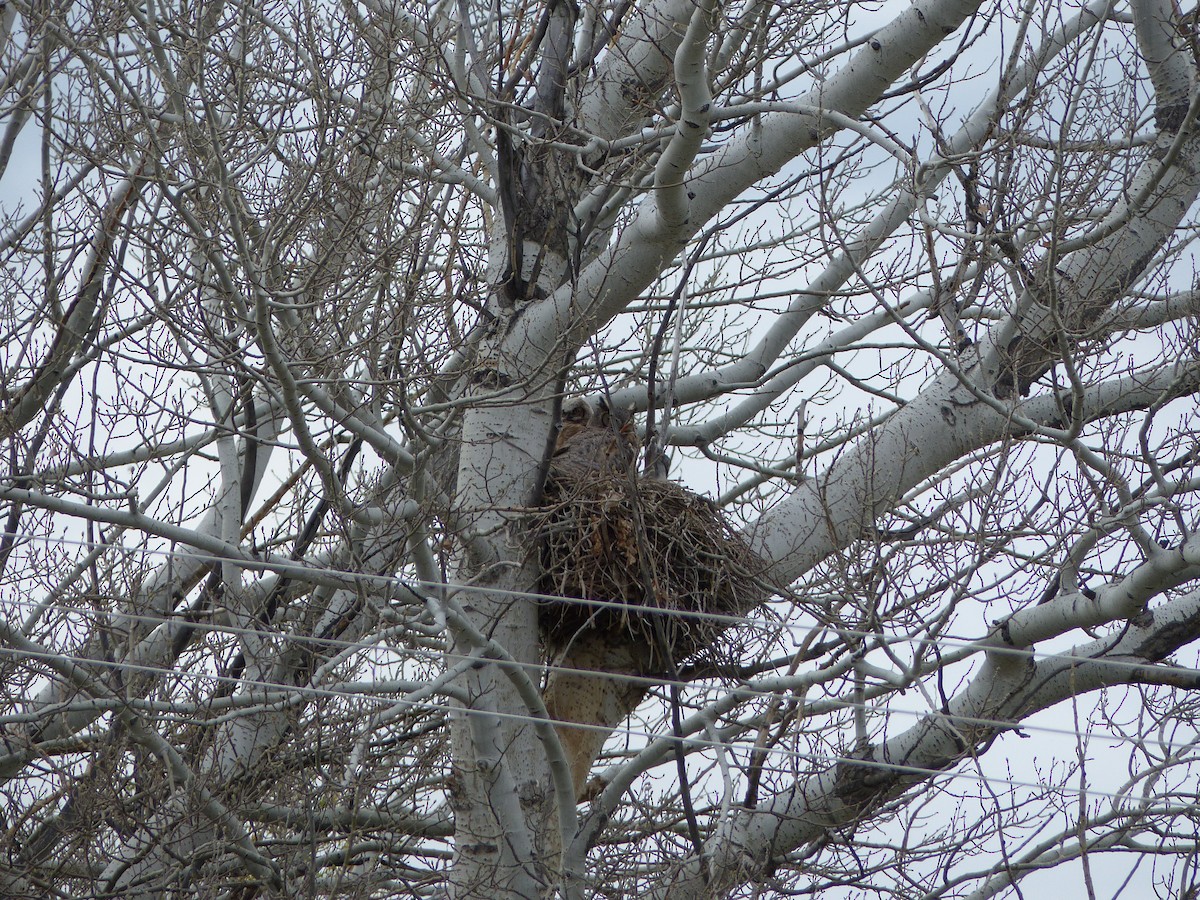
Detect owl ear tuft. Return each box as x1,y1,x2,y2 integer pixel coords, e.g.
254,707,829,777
561,397,594,426
597,397,634,431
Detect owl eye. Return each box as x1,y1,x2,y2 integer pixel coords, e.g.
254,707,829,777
599,399,634,432
561,398,593,425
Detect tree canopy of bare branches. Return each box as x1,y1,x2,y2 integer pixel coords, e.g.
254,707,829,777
3,0,1200,897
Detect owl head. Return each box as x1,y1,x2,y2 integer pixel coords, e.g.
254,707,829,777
552,397,640,480
560,396,634,433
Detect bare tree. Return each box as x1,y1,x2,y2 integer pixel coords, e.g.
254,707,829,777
2,0,1200,896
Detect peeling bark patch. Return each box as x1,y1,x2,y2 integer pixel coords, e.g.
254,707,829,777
998,619,1015,646
446,769,466,806
470,366,512,389
833,747,897,810
1055,393,1074,428
1123,249,1157,290
1133,608,1200,662
1156,100,1190,134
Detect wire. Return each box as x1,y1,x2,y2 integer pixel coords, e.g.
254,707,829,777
4,527,1195,677
3,567,1196,696
4,529,774,629
0,631,1184,808
2,533,1200,773
1,591,1198,759
2,528,1198,703
2,534,1197,723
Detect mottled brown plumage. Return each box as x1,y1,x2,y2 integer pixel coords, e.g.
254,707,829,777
549,398,640,483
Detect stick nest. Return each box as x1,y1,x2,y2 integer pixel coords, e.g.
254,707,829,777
537,473,762,672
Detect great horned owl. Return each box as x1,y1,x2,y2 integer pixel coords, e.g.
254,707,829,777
544,396,644,798
549,397,640,483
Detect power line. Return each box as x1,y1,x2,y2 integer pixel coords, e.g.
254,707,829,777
0,630,1184,808
2,528,1193,678
3,530,1199,708
3,572,1196,695
1,533,1199,769
0,593,1197,758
